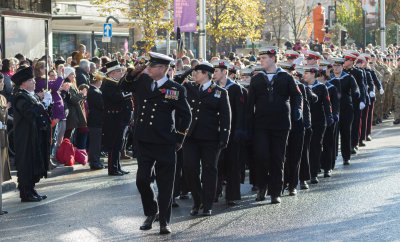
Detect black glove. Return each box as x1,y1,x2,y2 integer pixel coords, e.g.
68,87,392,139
174,68,193,84
218,141,228,150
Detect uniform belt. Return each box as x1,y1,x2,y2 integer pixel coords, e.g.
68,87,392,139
106,110,121,114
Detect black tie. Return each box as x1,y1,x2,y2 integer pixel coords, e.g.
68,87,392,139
199,85,203,92
154,81,158,92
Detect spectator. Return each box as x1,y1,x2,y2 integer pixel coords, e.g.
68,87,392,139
76,59,90,86
91,57,101,69
63,67,87,142
87,74,104,170
190,59,199,69
1,59,15,101
187,49,195,59
76,84,89,150
0,73,10,182
182,56,190,65
74,44,88,65
176,59,184,71
15,53,25,63
89,62,97,81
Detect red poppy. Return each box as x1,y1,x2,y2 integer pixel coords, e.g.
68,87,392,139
207,88,212,93
270,49,275,54
161,89,166,93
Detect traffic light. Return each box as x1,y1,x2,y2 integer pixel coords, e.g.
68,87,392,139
341,30,347,46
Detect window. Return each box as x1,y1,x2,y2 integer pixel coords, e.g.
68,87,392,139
67,4,77,13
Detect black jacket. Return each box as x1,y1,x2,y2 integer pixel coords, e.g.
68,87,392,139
218,79,245,134
344,67,365,104
76,67,90,87
308,80,332,127
87,85,104,128
247,68,303,131
329,72,360,110
326,82,339,117
120,72,192,145
181,81,231,145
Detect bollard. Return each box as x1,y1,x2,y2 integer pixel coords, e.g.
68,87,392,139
0,135,7,215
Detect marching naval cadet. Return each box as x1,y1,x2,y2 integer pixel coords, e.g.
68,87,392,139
119,52,192,234
101,61,131,176
279,63,310,195
305,51,322,66
329,57,360,165
302,65,333,184
318,63,339,177
212,60,245,206
285,50,300,64
343,52,366,152
246,47,303,204
175,62,231,216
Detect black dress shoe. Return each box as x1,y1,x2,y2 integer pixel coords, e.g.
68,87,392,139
226,200,237,206
108,171,124,176
21,192,42,202
179,193,189,200
190,206,200,216
343,160,350,165
119,169,130,174
359,140,366,147
324,170,332,178
300,181,309,190
90,163,104,170
202,210,212,216
255,188,267,201
139,214,158,230
32,188,47,200
366,135,372,141
310,177,319,184
172,198,179,208
160,225,171,234
372,120,377,126
351,148,357,154
271,196,281,204
288,188,297,196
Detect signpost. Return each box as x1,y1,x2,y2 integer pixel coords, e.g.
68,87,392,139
102,23,112,43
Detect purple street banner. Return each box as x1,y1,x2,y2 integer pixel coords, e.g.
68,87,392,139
174,0,197,32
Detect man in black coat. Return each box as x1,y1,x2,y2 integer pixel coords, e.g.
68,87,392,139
101,61,130,176
119,52,191,234
247,47,303,204
87,74,104,170
175,62,231,216
76,59,90,87
212,60,245,206
12,66,52,202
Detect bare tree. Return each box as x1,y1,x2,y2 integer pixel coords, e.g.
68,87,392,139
286,0,314,42
265,0,289,46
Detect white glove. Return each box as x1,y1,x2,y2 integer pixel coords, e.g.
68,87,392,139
380,88,385,95
359,102,365,110
0,121,3,130
369,91,375,98
43,91,53,108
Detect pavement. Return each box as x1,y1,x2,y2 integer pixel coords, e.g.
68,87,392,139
0,118,400,241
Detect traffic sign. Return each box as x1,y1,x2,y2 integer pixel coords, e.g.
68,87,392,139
102,37,111,43
103,23,112,37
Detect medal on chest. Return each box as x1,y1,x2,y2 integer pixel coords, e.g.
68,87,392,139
161,89,179,100
214,90,222,98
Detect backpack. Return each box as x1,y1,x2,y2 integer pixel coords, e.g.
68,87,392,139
56,138,75,166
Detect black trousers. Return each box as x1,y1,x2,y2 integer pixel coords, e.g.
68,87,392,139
108,125,129,173
88,127,102,166
339,106,354,161
217,140,241,201
136,142,176,226
299,128,312,182
253,129,289,197
310,125,326,178
321,122,337,171
183,138,221,210
173,149,189,197
360,106,369,141
351,103,361,148
367,102,374,136
284,124,304,189
245,143,257,186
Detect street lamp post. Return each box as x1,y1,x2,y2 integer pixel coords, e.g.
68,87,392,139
105,16,120,56
198,0,206,60
380,0,385,51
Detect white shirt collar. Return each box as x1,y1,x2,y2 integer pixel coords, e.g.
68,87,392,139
201,80,212,91
155,76,168,87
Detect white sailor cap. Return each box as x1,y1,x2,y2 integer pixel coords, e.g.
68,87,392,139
240,68,253,76
211,60,230,69
306,51,322,60
194,61,215,73
148,52,174,66
259,46,279,55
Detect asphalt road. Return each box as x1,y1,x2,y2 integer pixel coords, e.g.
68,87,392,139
1,120,400,241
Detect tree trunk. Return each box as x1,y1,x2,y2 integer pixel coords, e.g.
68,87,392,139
252,41,255,56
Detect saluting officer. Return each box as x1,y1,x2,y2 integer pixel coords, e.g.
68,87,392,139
247,47,303,204
119,52,192,234
212,60,245,206
177,62,231,216
101,61,130,176
302,65,333,184
329,58,360,165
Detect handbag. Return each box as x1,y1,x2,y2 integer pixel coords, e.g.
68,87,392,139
74,148,88,165
56,138,75,166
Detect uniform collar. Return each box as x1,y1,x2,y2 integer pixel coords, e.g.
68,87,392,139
155,76,168,88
